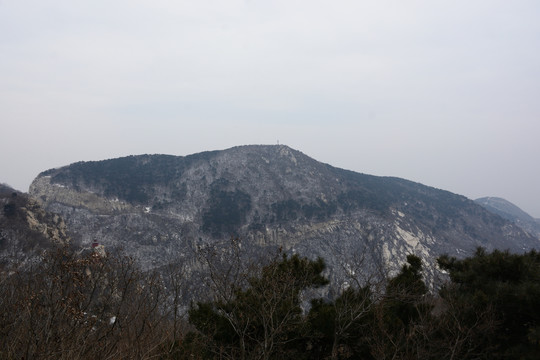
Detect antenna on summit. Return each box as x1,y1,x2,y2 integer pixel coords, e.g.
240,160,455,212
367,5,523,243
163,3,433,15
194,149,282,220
277,140,279,145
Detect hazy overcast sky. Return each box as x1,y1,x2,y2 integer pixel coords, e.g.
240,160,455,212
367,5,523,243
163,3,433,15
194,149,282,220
1,1,539,216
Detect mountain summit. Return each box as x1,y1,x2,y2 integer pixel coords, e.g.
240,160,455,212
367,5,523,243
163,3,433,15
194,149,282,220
29,145,539,281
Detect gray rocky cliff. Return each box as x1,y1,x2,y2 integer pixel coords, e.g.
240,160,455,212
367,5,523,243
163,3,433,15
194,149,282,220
0,186,70,269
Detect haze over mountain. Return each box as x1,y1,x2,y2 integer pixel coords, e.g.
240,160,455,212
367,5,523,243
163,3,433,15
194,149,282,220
27,145,539,285
2,1,540,221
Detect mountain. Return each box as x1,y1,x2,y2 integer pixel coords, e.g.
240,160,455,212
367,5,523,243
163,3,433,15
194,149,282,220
28,145,539,284
0,184,70,270
475,197,540,239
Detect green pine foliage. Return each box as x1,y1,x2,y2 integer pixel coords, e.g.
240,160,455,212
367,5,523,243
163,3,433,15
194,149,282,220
306,286,374,359
185,254,328,360
384,254,429,329
438,248,540,359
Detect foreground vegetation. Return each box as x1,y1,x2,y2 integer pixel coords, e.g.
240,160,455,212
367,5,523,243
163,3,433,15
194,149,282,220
1,242,540,359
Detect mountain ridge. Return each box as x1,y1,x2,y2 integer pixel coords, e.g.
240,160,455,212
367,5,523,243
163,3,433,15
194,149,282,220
28,145,539,284
475,196,540,239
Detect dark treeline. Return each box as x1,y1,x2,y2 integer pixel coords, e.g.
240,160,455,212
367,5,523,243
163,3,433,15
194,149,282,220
1,242,540,359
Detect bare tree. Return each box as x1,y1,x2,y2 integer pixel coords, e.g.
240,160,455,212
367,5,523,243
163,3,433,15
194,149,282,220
324,246,388,359
0,245,174,360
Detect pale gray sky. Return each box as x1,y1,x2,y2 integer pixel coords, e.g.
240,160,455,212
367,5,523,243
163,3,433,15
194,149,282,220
1,1,540,217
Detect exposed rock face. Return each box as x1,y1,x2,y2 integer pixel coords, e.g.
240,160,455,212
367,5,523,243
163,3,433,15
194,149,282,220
0,185,70,269
476,197,540,239
28,145,539,284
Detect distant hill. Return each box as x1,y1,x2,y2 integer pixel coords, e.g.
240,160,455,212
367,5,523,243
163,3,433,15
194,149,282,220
27,145,539,285
475,197,540,239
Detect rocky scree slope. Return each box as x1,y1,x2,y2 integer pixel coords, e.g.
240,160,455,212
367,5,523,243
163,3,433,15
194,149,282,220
29,145,539,285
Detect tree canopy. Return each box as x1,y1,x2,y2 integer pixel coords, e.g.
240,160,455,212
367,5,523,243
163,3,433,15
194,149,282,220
3,243,540,359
